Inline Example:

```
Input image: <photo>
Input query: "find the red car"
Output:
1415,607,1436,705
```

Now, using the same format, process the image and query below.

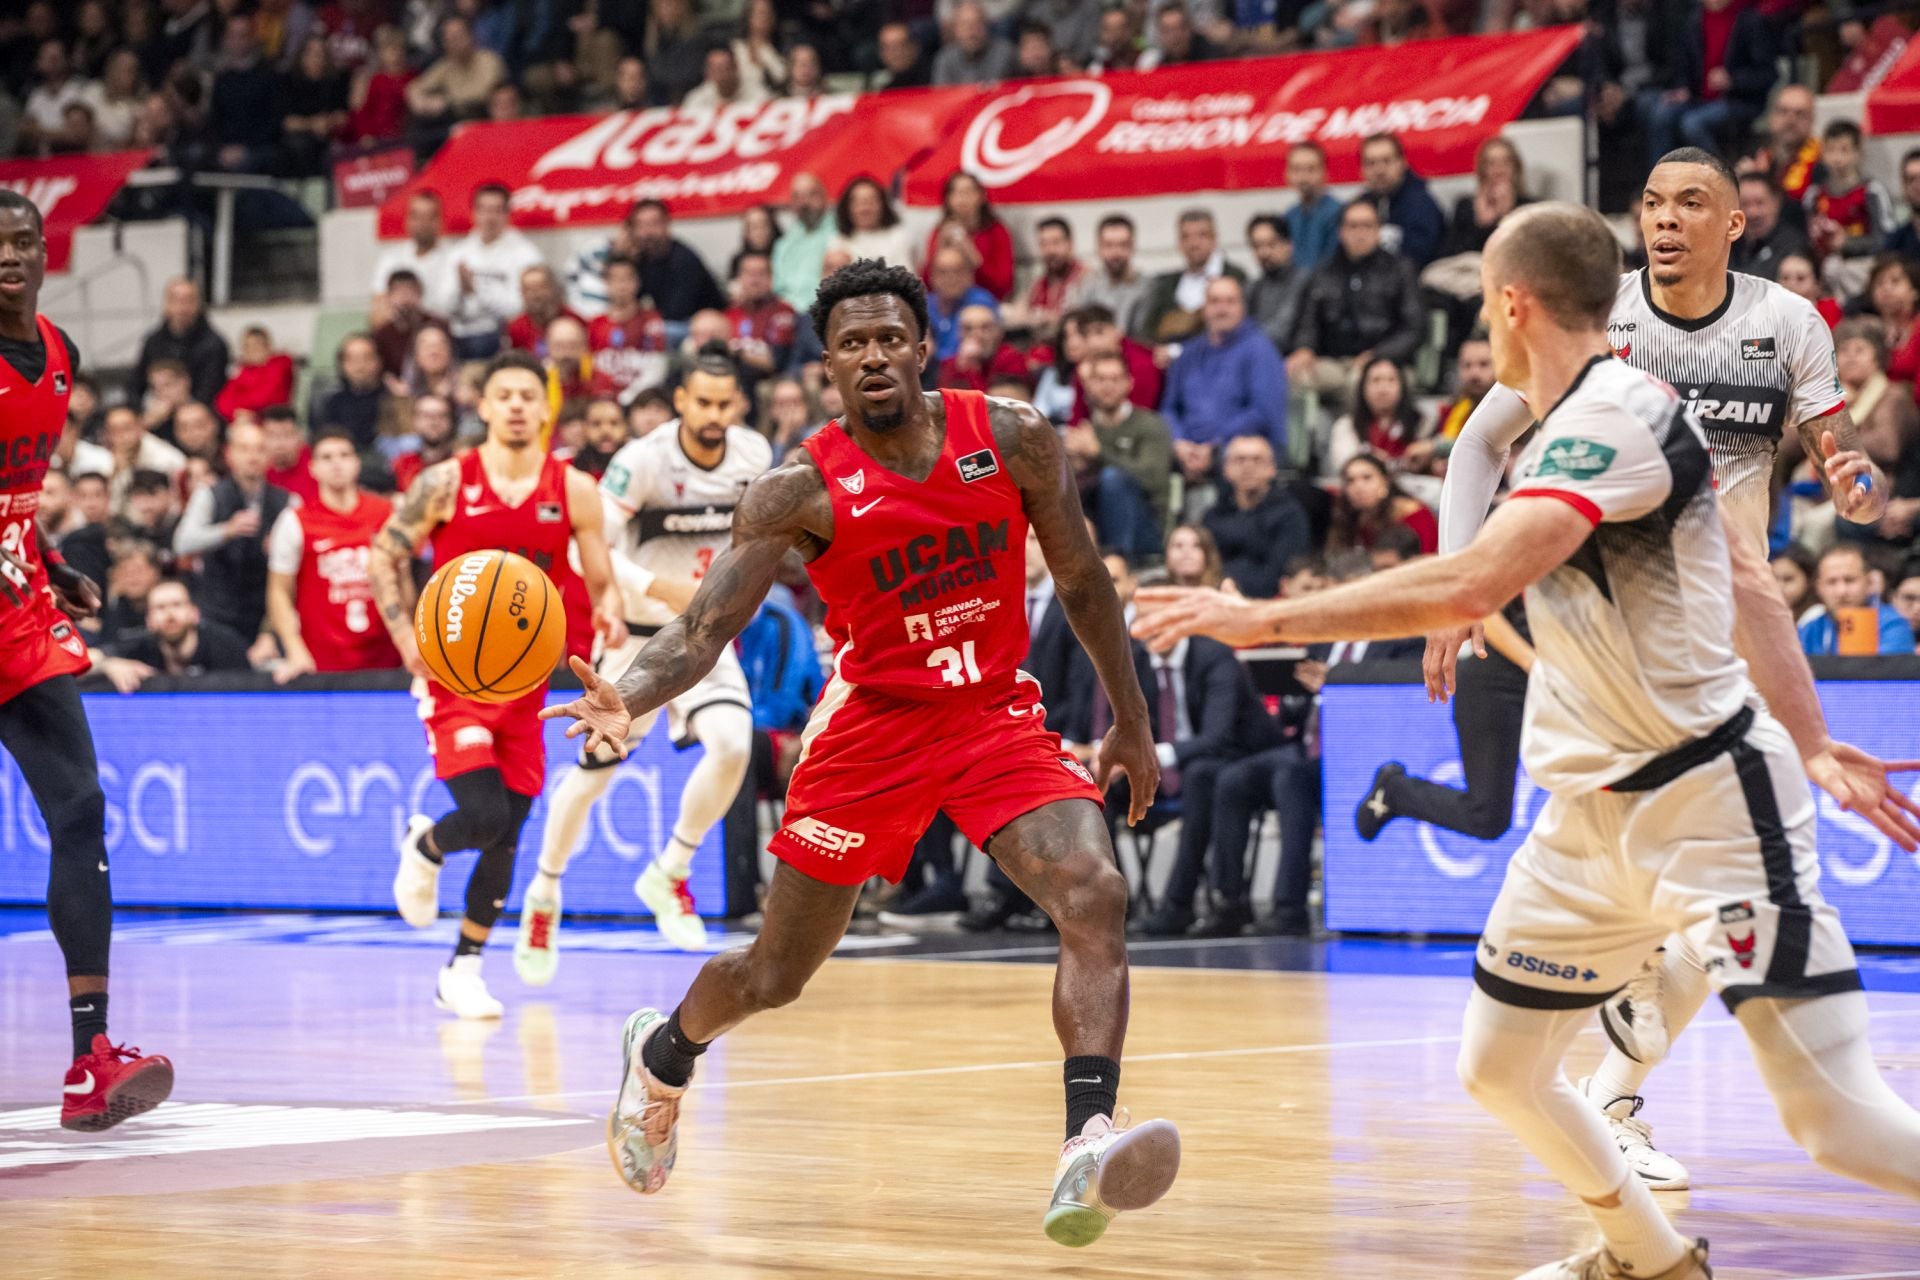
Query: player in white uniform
1134,203,1920,1280
1434,147,1889,1188
515,350,768,980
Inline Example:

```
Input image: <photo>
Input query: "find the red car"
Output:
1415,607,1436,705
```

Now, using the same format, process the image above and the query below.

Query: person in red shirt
1805,119,1894,260
265,427,400,679
723,250,797,381
261,404,323,507
346,24,413,143
543,316,617,434
1022,218,1086,344
939,304,1029,393
921,171,1015,301
1327,452,1436,555
587,256,670,400
505,265,582,358
1065,305,1163,421
214,325,295,423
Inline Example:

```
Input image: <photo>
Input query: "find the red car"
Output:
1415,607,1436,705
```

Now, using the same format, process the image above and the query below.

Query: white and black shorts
1476,705,1860,1015
580,625,753,766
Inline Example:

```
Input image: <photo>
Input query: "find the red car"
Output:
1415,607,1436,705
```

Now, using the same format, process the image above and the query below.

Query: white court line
477,1004,1920,1109
1793,1273,1920,1279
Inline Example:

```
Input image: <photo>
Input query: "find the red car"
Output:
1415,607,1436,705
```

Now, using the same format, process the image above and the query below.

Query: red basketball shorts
416,678,549,797
768,673,1103,885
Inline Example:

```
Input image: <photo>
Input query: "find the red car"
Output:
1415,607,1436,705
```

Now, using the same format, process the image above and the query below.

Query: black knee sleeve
462,790,534,929
45,777,111,977
433,768,517,854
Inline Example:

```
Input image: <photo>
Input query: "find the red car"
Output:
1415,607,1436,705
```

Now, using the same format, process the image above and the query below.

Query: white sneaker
435,954,504,1019
393,815,441,928
514,881,562,988
1579,1078,1690,1191
1043,1111,1181,1248
1515,1236,1711,1279
637,862,708,950
608,1008,687,1195
1601,951,1670,1067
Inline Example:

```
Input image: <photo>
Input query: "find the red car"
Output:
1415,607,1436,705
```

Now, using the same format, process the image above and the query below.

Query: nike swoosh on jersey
851,498,883,517
64,1071,95,1095
463,506,496,518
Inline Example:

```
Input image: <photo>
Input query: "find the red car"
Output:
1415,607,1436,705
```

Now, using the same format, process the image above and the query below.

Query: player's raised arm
996,398,1158,822
564,466,628,649
369,457,457,678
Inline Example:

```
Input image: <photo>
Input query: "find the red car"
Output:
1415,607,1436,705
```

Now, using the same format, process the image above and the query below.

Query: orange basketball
415,549,567,703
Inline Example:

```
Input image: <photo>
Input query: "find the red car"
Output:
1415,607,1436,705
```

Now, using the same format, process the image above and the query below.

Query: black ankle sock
1064,1056,1120,1140
641,1007,709,1088
70,991,108,1059
453,934,485,959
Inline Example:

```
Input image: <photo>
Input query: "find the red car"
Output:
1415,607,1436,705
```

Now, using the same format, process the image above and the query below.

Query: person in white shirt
369,190,460,322
446,182,546,360
83,49,144,150
679,44,769,112
21,41,97,153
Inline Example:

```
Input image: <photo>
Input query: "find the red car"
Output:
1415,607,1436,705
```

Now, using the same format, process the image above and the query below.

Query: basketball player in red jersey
370,350,626,1019
0,191,174,1129
265,428,400,680
546,260,1180,1245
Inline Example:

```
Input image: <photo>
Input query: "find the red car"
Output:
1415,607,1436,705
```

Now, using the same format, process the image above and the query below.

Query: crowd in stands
16,0,1920,934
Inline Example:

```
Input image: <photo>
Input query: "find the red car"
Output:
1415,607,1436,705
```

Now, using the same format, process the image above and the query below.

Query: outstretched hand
538,655,632,759
1422,623,1485,703
1132,586,1272,652
1804,741,1920,852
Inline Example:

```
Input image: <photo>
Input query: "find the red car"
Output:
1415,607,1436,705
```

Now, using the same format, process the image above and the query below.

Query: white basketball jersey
601,422,772,627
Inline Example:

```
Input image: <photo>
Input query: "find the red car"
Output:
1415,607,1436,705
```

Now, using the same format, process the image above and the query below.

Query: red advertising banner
379,86,980,237
901,28,1582,205
1866,30,1920,133
0,150,152,271
334,146,417,210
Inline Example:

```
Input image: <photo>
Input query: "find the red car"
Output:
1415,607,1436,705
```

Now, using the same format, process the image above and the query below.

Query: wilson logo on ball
416,549,566,704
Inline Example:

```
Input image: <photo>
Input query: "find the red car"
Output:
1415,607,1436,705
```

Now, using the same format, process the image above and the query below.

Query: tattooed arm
1798,404,1888,524
369,458,457,678
995,397,1159,824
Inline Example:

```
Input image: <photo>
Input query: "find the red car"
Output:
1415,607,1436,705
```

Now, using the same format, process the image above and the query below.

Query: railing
123,167,302,306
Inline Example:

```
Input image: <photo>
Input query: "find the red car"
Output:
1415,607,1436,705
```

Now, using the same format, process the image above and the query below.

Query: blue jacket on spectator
1373,174,1447,267
927,286,998,363
738,595,823,734
1160,319,1289,457
1285,194,1344,275
1798,605,1916,656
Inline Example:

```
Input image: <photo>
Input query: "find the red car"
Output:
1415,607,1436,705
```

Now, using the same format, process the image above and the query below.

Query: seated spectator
280,35,348,177
1361,132,1446,267
987,374,1034,403
773,174,833,310
168,401,222,467
1165,522,1224,588
447,183,545,360
1639,0,1776,169
1766,251,1843,328
683,43,769,111
1017,218,1085,344
1741,83,1822,208
587,256,670,401
372,269,449,378
1368,521,1424,571
871,22,931,91
1890,569,1920,649
1138,5,1221,71
370,191,458,323
87,48,145,150
58,379,112,478
345,24,414,145
506,265,582,358
1805,120,1894,262
173,417,288,648
732,0,788,98
1440,136,1531,262
214,325,296,423
1436,336,1497,442
207,16,285,174
1015,23,1059,78
1364,0,1443,45
626,386,675,438
21,40,98,156
543,316,617,415
726,251,799,383
1203,435,1312,598
91,538,163,651
939,305,1028,394
1085,6,1141,74
1325,358,1430,479
1732,174,1813,282
1064,305,1162,419
921,171,1014,302
730,204,783,281
1772,542,1821,624
40,469,81,540
585,55,651,113
1284,142,1343,276
103,405,187,511
265,429,400,679
389,393,459,493
1799,544,1915,655
1137,209,1245,345
404,14,505,151
1161,277,1289,487
829,176,917,273
130,277,230,407
1885,149,1920,260
1070,215,1148,338
932,2,1015,86
631,199,727,330
140,357,194,443
1865,255,1920,384
570,397,633,477
1327,453,1437,555
319,333,392,450
784,42,824,100
102,577,255,686
1829,320,1920,549
261,404,322,507
646,0,709,106
1244,214,1303,353
1287,201,1424,408
486,83,523,122
767,377,819,462
926,247,999,364
118,470,179,548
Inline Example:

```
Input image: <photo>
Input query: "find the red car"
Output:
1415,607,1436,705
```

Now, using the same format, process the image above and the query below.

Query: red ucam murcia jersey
800,389,1031,698
267,491,401,671
588,306,670,399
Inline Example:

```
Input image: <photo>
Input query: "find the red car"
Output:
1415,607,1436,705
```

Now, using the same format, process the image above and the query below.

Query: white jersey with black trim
1509,356,1753,795
601,422,772,628
1605,269,1845,545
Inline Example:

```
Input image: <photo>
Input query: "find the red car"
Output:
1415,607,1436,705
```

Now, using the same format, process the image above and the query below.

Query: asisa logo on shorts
785,816,866,857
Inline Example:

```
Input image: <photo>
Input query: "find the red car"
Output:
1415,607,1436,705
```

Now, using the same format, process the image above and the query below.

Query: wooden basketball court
3,918,1917,1278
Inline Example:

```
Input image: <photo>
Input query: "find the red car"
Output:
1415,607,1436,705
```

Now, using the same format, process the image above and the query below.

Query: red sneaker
60,1035,175,1132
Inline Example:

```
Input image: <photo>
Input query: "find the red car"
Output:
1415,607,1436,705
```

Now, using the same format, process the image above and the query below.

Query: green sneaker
513,885,561,988
1043,1110,1180,1247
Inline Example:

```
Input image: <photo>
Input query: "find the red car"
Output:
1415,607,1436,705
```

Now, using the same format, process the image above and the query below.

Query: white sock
536,762,618,879
657,705,753,882
528,866,562,902
1584,1175,1688,1275
657,835,697,881
1587,1058,1645,1110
